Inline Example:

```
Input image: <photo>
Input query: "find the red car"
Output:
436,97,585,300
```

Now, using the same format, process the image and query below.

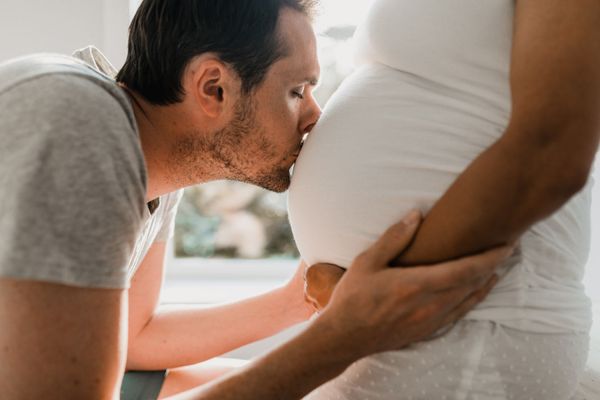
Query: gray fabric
71,47,184,283
121,370,167,400
0,54,147,289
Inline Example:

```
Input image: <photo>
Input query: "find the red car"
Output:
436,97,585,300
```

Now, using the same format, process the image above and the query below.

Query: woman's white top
288,0,593,334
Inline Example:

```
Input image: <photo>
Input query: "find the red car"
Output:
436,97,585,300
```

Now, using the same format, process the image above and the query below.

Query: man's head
118,0,322,193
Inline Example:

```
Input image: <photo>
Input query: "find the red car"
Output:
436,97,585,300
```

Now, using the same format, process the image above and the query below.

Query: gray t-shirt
0,47,182,289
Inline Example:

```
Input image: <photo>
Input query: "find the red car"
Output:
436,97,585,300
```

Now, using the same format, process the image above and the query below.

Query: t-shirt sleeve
0,74,147,289
154,190,184,243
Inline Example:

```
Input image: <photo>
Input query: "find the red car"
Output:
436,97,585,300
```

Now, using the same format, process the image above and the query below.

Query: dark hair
116,0,318,105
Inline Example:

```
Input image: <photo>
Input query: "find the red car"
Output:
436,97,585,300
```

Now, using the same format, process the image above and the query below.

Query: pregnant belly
288,65,506,267
288,144,453,268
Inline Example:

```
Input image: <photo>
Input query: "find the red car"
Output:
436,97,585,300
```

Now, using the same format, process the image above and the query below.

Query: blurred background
1,0,598,361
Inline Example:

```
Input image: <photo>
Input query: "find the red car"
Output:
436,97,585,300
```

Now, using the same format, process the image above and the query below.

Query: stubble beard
170,98,291,192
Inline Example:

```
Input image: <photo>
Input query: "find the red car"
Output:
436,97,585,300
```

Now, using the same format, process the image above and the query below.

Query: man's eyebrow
305,77,319,86
291,74,319,87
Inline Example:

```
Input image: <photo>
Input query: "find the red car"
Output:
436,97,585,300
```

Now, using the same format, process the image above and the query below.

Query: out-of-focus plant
175,183,300,259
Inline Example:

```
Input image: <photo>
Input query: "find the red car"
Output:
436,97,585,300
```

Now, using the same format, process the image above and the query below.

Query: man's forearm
167,318,354,400
127,286,309,370
398,134,586,265
166,219,511,400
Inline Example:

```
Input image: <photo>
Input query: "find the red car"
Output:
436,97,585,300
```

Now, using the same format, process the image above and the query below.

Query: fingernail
403,209,421,226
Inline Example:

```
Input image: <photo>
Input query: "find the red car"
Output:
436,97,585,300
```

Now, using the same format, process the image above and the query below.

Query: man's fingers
361,210,422,268
391,274,498,350
411,245,512,292
438,274,499,328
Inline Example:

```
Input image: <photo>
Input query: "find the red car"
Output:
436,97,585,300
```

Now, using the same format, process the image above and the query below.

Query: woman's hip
305,320,589,400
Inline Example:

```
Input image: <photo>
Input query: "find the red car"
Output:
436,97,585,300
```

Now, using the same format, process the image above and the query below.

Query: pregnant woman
288,0,600,398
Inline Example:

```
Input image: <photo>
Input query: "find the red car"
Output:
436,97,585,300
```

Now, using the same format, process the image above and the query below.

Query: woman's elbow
503,121,597,199
540,158,592,201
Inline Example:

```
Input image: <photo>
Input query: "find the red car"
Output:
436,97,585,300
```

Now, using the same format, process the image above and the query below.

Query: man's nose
300,100,322,134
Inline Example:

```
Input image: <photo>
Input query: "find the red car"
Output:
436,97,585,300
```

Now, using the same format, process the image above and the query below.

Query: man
0,1,512,399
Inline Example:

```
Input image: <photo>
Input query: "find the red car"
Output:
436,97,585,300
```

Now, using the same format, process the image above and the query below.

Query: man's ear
190,59,236,118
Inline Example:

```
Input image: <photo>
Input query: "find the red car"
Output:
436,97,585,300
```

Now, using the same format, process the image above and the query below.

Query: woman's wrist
278,280,315,324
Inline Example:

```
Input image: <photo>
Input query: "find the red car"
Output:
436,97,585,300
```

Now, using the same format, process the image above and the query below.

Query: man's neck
122,87,183,201
122,86,228,202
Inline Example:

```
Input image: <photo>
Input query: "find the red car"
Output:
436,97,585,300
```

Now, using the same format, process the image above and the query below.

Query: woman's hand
282,260,319,321
304,264,345,311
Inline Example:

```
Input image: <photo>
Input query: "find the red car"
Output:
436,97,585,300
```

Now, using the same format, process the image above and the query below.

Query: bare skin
305,263,345,311
126,246,312,371
305,0,600,311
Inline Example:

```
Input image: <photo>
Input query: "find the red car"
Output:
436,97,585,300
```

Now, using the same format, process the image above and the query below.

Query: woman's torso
288,0,592,334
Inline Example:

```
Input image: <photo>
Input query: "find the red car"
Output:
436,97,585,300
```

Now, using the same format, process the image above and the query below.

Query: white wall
0,0,130,68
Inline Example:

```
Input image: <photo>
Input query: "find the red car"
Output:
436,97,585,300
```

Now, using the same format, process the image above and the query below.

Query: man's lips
295,138,306,155
289,136,307,162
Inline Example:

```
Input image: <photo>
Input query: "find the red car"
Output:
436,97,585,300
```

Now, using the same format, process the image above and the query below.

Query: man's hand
314,209,512,358
172,211,512,400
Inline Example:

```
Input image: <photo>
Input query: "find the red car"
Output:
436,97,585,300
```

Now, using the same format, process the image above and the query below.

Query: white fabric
125,189,183,282
73,46,183,283
304,320,589,400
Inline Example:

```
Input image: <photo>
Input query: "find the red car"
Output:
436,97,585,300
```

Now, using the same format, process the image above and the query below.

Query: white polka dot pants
305,321,589,400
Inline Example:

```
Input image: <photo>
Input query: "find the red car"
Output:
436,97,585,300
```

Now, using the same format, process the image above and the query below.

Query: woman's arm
397,0,600,265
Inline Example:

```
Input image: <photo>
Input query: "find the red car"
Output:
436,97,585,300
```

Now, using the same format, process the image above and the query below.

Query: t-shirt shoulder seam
0,70,136,130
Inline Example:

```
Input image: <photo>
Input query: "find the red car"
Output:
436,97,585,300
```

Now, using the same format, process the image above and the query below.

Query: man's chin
252,169,291,193
262,177,291,193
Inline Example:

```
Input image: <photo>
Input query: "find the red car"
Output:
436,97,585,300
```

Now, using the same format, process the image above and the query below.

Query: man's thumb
365,210,422,268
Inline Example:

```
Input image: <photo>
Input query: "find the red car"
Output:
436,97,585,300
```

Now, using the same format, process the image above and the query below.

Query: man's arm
0,279,127,399
167,215,512,400
127,243,312,370
398,0,600,265
0,214,510,399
